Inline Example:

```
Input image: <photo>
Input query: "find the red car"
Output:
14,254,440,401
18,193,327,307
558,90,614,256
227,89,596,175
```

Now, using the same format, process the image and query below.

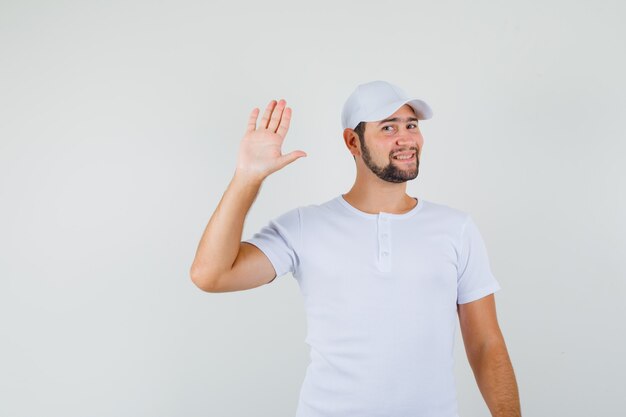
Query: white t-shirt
244,195,501,417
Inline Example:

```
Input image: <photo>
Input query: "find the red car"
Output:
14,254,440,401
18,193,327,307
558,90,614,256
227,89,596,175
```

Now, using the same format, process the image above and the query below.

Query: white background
1,0,625,416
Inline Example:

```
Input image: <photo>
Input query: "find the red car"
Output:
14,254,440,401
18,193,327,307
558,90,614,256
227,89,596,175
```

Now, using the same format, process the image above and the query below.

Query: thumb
277,150,307,170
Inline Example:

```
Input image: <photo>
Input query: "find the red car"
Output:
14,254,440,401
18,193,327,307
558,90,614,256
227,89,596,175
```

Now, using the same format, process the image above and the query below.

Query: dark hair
353,122,366,143
352,122,366,161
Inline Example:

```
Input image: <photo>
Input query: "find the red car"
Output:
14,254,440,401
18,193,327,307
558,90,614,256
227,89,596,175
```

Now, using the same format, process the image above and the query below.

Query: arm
458,294,521,417
189,99,306,291
189,173,263,291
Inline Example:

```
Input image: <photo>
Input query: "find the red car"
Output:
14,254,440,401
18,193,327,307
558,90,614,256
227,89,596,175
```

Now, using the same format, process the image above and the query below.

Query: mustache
390,147,419,156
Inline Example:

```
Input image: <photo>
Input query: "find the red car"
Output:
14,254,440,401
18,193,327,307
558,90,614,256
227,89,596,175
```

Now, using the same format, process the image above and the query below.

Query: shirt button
381,233,388,238
382,251,389,256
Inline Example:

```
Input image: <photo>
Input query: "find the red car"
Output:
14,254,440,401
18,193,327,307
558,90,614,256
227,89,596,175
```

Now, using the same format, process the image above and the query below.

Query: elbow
189,266,217,292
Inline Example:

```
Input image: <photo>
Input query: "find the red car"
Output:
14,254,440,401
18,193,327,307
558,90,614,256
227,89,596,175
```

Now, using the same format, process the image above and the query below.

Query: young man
190,80,521,417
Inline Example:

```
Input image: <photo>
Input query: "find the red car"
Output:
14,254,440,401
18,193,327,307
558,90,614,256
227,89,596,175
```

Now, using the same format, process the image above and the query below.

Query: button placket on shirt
377,214,392,272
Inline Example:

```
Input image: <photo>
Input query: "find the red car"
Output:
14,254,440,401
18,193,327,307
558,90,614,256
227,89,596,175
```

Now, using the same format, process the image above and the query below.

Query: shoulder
298,195,343,218
269,206,301,230
269,196,339,226
420,199,471,230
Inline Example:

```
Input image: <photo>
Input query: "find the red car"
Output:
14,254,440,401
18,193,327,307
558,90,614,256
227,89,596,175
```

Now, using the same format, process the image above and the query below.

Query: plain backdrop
1,0,625,416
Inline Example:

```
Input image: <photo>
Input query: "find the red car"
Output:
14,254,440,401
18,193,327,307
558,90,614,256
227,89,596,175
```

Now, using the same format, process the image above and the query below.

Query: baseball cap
341,80,433,130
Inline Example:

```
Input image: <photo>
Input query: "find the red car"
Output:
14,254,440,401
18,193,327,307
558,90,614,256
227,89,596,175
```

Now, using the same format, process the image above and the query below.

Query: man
190,80,521,417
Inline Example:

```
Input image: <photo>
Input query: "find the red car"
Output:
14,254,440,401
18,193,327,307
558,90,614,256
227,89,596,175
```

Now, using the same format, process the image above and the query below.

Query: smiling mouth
392,153,416,162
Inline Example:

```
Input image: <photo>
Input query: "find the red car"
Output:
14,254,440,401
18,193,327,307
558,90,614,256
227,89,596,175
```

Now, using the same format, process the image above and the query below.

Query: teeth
394,154,414,160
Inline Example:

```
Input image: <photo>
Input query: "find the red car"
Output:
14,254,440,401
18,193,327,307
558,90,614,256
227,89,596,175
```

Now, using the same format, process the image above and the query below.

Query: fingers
276,107,291,138
246,107,260,132
255,99,289,133
267,99,286,132
259,100,277,130
277,150,307,170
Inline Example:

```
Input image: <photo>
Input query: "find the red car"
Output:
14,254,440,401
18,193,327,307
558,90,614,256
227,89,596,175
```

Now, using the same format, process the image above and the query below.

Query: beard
360,140,419,183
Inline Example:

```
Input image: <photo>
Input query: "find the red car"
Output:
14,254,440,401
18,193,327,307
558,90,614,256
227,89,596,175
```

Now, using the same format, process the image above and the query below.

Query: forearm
189,171,263,288
469,342,521,417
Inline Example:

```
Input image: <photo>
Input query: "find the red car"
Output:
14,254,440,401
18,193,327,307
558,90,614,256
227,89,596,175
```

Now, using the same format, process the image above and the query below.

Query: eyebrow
377,117,419,125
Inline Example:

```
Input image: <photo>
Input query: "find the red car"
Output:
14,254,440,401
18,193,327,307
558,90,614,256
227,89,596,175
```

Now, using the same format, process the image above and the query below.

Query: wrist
232,169,265,187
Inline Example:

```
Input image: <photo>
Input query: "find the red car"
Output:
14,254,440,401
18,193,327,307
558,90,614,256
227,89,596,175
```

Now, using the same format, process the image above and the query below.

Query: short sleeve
243,207,301,282
456,215,501,304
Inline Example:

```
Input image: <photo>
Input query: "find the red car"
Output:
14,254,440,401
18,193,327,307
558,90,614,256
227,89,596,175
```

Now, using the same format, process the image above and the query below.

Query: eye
407,123,418,129
382,125,394,132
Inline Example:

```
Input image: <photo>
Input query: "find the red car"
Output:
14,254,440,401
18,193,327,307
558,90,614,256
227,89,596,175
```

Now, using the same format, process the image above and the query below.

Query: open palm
236,99,306,181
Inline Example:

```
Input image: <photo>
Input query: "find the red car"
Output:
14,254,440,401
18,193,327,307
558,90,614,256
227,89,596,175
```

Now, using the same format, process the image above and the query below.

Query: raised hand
235,99,307,182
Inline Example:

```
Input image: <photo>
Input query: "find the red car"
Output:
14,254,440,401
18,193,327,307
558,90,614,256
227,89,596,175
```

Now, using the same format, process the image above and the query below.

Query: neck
343,173,417,215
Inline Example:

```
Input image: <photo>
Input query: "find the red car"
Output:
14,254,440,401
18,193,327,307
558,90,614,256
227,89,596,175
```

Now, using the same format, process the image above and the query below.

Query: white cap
341,80,433,130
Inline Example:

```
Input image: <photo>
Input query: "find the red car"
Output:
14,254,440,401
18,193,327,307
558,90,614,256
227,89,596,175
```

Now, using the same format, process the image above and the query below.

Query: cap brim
362,98,433,124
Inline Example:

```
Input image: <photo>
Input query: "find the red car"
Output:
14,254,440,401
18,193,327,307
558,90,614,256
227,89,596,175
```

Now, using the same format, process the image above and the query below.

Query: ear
343,128,360,157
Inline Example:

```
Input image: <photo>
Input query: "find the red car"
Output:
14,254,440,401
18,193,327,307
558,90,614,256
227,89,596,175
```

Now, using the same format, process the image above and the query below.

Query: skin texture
235,99,306,182
458,294,522,417
358,116,420,183
342,104,424,214
190,99,305,291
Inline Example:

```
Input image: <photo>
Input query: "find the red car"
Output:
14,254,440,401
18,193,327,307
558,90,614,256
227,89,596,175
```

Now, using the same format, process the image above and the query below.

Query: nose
396,133,416,148
396,126,421,147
